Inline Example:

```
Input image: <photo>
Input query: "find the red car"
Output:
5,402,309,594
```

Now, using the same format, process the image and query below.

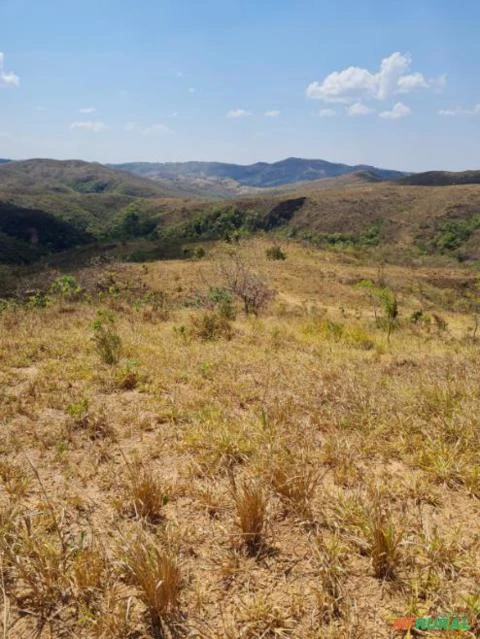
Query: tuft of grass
268,452,321,521
313,532,350,621
231,477,267,555
361,496,404,580
120,534,182,636
116,457,169,524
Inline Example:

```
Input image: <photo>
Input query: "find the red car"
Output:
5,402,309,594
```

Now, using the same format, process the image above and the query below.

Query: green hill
0,201,93,264
0,159,184,237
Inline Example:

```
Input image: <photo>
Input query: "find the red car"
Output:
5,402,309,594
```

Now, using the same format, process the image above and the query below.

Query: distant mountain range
2,157,480,265
110,157,408,188
398,170,480,186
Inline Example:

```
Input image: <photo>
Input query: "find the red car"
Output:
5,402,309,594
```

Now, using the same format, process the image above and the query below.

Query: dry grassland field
1,239,480,638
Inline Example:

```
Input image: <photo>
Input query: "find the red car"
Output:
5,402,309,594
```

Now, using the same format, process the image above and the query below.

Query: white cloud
227,109,252,118
438,104,480,117
0,52,19,88
315,108,336,117
79,107,96,114
265,110,280,117
306,52,441,103
346,102,374,116
70,120,106,132
397,72,428,92
379,102,411,120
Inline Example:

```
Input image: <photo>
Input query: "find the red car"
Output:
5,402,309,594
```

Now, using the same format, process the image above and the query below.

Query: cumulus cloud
70,121,106,132
379,102,411,120
315,108,336,117
438,104,480,116
265,110,280,117
79,107,96,114
397,72,428,92
227,109,252,118
0,52,19,88
306,52,442,103
346,102,374,116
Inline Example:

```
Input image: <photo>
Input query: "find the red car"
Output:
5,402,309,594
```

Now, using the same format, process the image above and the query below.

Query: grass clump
231,477,267,555
117,458,169,524
120,534,182,636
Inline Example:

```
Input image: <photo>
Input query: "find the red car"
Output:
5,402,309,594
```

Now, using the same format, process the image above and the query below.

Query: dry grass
231,477,268,555
0,238,479,637
119,533,182,637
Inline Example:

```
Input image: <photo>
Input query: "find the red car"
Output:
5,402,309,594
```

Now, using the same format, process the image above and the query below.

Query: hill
110,157,408,188
0,201,93,264
0,159,186,239
398,170,480,186
140,181,480,262
0,159,172,197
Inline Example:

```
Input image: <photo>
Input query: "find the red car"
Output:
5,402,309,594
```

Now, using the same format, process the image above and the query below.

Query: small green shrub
50,275,83,302
208,287,236,320
190,311,233,341
266,245,287,261
92,310,122,365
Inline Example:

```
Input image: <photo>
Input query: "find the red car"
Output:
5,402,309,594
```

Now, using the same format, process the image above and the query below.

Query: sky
1,0,480,171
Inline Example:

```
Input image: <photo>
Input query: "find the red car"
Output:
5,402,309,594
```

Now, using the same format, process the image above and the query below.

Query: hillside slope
0,159,171,197
0,159,186,237
0,201,93,264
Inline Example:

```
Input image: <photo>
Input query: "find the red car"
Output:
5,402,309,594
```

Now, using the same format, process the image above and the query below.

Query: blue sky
1,0,479,170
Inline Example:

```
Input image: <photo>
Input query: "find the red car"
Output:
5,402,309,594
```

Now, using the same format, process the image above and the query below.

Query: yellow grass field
1,239,479,638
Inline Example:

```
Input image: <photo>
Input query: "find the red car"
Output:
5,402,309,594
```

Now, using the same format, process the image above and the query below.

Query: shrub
219,254,276,315
266,245,287,261
50,275,83,302
207,286,237,320
92,310,122,365
190,311,233,341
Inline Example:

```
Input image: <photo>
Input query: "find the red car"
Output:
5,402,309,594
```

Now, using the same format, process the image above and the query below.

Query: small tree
356,280,398,341
219,254,276,315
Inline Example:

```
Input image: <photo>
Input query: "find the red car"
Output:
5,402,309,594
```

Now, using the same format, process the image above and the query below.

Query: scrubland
1,239,480,638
